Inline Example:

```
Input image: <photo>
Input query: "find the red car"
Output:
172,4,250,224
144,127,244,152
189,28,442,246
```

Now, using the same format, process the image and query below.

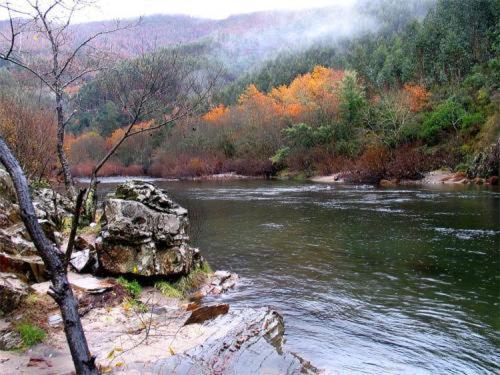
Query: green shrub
16,323,45,347
116,277,142,298
461,112,485,131
419,100,465,143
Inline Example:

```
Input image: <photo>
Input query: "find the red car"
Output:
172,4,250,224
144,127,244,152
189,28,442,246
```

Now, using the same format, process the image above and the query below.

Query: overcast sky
1,0,356,22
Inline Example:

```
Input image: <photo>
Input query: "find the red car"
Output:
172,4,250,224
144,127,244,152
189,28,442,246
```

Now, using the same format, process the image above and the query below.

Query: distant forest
1,0,498,182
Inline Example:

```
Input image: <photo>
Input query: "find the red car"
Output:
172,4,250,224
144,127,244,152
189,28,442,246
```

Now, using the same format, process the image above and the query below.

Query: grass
155,261,213,299
154,281,183,298
121,297,148,313
116,277,142,298
16,323,46,347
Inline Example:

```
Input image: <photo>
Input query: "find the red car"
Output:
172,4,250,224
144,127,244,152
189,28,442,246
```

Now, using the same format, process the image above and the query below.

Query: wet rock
184,303,230,325
96,181,203,277
0,329,23,350
0,272,29,314
142,307,320,374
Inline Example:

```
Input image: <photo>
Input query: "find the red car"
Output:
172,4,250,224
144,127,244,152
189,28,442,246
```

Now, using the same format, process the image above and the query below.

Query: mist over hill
0,0,435,76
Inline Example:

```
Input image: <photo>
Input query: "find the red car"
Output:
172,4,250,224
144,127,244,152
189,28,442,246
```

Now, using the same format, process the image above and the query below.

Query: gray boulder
96,181,203,277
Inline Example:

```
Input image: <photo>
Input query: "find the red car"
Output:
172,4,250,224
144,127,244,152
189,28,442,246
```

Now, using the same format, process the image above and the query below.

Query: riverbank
0,272,318,374
310,170,499,186
0,174,319,374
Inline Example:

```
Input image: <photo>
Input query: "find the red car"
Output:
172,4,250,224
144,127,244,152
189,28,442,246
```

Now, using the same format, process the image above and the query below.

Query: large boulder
96,181,203,277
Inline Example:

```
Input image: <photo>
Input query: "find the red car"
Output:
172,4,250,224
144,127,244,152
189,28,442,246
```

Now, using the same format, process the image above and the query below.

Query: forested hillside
1,0,498,183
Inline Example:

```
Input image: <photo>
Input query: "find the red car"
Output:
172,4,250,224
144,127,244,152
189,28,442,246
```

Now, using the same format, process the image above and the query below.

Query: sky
1,0,356,22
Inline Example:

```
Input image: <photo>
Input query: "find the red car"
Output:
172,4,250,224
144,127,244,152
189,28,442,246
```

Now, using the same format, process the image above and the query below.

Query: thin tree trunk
0,136,98,375
55,91,76,200
82,174,98,226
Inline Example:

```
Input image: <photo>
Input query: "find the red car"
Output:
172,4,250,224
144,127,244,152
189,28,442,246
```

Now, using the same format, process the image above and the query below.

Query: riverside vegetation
1,0,493,183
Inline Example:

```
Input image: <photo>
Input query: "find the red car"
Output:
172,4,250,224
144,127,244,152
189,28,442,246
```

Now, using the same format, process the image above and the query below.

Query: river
98,179,499,374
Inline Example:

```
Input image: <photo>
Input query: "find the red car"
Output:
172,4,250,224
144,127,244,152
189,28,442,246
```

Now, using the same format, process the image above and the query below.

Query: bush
385,145,429,180
352,146,391,183
116,277,142,298
16,323,46,347
419,100,465,143
461,112,485,132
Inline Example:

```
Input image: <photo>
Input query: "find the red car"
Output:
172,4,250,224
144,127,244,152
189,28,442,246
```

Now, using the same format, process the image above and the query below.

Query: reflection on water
99,179,500,374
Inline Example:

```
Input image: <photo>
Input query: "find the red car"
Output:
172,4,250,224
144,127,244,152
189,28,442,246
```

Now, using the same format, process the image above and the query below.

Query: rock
197,270,239,297
48,314,63,327
70,249,96,273
96,181,203,277
0,172,73,281
32,188,74,226
0,253,46,282
115,180,187,216
31,272,114,296
0,168,16,203
184,304,230,325
0,329,23,350
487,175,499,185
379,179,398,187
141,307,320,374
468,137,499,178
0,272,29,314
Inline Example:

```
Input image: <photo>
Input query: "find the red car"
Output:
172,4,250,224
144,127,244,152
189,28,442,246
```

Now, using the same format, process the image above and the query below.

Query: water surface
101,179,499,373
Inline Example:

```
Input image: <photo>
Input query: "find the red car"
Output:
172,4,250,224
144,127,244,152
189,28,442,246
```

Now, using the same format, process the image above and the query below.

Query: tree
0,0,129,198
0,135,97,374
81,48,218,222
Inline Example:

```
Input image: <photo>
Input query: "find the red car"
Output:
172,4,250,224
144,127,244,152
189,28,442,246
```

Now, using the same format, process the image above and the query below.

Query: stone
0,272,29,314
48,314,63,327
31,272,114,296
0,253,46,282
197,270,239,297
184,303,230,325
140,308,320,374
70,249,96,273
96,181,203,277
0,168,16,203
0,329,23,350
0,172,73,281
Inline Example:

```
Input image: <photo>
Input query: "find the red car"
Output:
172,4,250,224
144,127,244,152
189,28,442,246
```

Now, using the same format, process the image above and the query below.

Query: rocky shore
0,176,319,374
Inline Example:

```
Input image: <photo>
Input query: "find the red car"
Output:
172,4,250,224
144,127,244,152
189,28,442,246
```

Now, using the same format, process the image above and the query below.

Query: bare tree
0,0,129,199
0,134,97,374
82,47,219,222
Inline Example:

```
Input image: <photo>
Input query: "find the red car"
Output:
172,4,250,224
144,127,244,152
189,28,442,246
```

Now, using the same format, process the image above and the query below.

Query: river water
100,179,499,374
